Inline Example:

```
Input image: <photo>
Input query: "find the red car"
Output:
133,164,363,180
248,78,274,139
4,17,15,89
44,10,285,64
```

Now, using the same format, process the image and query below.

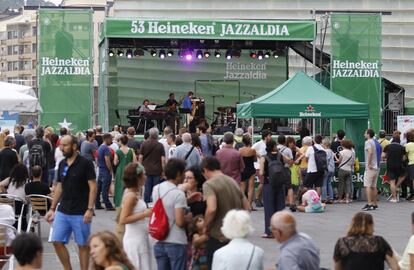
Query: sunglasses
61,164,69,177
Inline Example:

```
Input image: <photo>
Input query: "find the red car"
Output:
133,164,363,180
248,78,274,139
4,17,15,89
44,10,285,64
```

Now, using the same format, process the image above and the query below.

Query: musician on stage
182,91,194,110
164,93,180,132
182,91,194,126
139,99,151,113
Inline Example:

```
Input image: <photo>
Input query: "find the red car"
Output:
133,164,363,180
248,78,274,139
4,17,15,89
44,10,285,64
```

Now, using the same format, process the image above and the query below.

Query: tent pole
312,118,316,136
251,118,254,138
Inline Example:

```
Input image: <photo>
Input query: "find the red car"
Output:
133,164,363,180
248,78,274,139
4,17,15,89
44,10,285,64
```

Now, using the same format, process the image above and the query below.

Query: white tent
0,81,36,97
0,82,41,112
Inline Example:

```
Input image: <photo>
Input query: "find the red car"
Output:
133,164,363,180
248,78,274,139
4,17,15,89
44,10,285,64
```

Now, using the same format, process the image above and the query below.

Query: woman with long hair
89,231,135,270
113,135,136,240
119,162,152,270
259,139,288,238
0,163,29,230
239,134,257,210
333,212,399,270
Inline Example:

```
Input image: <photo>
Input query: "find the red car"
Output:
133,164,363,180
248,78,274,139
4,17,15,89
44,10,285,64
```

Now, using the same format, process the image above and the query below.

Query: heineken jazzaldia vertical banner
331,13,382,132
39,9,93,131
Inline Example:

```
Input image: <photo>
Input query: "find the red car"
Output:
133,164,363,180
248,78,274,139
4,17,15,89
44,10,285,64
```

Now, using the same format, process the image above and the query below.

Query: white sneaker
389,198,398,203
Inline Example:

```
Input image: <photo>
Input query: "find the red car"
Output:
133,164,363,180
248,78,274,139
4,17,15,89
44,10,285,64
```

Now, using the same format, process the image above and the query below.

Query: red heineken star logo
306,105,314,112
380,172,389,185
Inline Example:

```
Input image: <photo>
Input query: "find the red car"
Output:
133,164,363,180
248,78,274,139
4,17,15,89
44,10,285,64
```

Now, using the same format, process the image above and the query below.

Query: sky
47,0,62,5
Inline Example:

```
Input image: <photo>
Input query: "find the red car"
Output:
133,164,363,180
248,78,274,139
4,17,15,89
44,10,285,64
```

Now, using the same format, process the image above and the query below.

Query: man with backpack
304,135,326,195
151,158,192,270
28,126,52,185
362,129,381,211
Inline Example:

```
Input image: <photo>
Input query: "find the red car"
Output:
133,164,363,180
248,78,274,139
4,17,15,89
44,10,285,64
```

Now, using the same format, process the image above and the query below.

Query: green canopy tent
237,71,369,119
236,71,369,157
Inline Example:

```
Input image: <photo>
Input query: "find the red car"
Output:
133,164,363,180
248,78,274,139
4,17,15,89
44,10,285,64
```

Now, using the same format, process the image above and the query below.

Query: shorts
387,167,405,181
305,203,325,213
51,211,91,246
304,171,324,188
364,169,379,188
408,165,414,181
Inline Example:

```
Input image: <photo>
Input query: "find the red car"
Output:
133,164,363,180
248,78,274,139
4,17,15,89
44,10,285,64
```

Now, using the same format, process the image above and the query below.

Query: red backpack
148,187,176,241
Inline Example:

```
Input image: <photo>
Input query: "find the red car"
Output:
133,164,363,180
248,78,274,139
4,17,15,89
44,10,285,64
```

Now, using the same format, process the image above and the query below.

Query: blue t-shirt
182,96,192,110
97,144,111,174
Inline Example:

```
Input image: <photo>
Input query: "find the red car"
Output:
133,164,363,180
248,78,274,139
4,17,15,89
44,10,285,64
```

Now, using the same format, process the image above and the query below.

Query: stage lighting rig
126,49,133,59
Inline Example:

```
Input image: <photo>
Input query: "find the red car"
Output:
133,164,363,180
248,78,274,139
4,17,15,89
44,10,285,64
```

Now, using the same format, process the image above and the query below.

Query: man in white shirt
252,130,272,207
304,135,325,195
159,126,172,159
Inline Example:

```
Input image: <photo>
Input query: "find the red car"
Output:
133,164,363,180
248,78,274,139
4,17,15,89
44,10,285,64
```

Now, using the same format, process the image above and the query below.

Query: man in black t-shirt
25,166,51,215
25,166,51,196
45,135,96,270
383,136,406,202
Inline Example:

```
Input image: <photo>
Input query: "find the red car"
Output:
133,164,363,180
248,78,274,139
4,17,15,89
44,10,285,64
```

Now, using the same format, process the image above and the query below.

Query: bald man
172,132,201,169
269,211,320,270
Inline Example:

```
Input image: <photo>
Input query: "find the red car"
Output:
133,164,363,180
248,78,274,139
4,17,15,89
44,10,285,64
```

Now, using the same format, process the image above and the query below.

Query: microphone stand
211,95,224,123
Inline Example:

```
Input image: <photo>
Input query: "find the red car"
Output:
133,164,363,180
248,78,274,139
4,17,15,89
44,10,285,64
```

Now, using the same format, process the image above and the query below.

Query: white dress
123,197,153,270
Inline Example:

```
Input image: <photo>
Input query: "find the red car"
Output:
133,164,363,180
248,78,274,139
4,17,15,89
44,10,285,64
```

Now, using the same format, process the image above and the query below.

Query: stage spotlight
167,50,174,57
117,49,124,57
126,49,133,59
264,51,271,59
108,49,114,57
233,49,241,58
204,51,211,58
184,50,193,61
150,49,157,57
133,49,144,57
257,50,264,60
273,51,279,59
214,50,221,58
250,51,257,59
159,50,166,59
196,50,203,59
225,49,232,60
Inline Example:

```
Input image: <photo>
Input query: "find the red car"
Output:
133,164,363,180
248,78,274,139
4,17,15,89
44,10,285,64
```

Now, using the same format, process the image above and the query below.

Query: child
189,215,208,270
297,189,326,213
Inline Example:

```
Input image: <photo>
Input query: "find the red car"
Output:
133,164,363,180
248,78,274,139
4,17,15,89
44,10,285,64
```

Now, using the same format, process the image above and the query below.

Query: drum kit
212,106,237,133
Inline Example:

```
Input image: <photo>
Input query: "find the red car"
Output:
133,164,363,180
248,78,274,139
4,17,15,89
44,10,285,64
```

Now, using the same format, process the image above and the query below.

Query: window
32,26,37,36
7,46,12,55
7,30,17,39
32,43,37,53
32,60,36,69
7,62,12,71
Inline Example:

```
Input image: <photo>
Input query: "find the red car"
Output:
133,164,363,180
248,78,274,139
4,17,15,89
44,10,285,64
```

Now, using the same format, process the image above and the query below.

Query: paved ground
8,198,413,270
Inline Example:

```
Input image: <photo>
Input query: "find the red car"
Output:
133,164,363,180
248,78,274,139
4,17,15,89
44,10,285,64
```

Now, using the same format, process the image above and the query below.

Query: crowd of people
0,123,413,270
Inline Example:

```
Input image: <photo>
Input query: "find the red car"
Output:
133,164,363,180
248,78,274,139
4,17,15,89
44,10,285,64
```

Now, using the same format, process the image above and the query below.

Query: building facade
0,10,37,88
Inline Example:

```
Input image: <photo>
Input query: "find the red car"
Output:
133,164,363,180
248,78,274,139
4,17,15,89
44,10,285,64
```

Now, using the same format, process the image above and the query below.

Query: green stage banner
104,19,316,40
39,9,93,132
331,13,382,132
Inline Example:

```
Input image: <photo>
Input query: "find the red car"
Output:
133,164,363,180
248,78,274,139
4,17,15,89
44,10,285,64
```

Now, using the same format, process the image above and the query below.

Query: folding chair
0,194,25,233
26,194,52,238
0,222,17,270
